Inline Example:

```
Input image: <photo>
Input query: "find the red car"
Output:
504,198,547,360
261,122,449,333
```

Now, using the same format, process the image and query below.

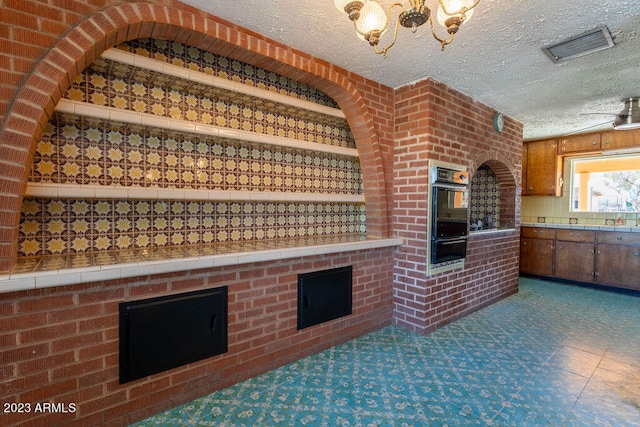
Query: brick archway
0,2,390,271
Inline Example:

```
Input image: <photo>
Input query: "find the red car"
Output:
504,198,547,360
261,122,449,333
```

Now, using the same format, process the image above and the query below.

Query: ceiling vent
543,26,615,63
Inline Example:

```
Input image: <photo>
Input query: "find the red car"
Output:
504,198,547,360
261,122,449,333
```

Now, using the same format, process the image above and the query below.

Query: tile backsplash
521,196,638,226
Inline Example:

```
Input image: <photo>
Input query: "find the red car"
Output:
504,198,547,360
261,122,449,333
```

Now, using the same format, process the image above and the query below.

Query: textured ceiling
180,0,640,140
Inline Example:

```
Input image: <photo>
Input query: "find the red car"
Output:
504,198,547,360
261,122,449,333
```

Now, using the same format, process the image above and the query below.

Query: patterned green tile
132,278,640,426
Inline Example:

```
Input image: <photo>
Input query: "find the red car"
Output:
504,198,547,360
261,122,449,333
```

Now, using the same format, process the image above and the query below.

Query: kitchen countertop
521,223,640,233
0,235,404,294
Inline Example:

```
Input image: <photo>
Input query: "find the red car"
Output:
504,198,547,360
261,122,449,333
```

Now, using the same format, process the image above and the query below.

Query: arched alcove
469,159,517,232
0,2,393,271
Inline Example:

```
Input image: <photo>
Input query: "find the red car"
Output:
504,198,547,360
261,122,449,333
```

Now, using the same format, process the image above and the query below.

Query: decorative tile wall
18,199,366,256
19,39,366,258
470,165,501,230
123,39,340,109
31,113,362,193
66,55,354,149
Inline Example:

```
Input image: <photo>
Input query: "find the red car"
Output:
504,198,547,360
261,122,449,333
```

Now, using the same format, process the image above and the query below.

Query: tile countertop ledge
0,236,404,294
521,222,640,232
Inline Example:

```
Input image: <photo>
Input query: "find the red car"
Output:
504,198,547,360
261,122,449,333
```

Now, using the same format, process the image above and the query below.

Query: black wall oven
431,168,469,265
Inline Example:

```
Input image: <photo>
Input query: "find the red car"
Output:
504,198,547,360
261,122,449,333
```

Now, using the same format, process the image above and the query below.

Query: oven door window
434,187,469,238
435,187,468,212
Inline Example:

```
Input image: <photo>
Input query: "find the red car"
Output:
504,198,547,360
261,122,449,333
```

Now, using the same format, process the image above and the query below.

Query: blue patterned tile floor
132,278,640,426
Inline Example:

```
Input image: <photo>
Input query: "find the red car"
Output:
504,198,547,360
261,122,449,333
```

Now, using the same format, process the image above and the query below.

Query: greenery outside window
570,154,640,213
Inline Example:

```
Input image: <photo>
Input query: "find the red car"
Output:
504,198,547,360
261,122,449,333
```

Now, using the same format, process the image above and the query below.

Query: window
570,154,640,212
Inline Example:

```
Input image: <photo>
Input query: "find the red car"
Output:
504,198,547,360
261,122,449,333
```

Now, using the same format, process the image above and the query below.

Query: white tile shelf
55,99,358,158
0,235,403,294
102,48,345,120
25,182,366,203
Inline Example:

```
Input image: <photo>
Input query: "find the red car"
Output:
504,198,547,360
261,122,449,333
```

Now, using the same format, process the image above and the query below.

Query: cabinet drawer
597,231,640,246
559,134,601,154
556,229,595,243
522,227,556,239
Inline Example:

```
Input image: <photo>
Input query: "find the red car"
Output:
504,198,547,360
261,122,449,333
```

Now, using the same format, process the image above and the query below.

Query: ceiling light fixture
333,0,481,57
613,97,640,130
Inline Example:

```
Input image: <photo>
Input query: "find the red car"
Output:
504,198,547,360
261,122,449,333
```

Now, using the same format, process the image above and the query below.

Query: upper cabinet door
601,130,640,150
523,139,562,196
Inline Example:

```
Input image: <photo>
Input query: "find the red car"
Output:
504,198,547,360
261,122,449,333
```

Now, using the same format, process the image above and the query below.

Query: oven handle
437,239,467,245
432,183,468,190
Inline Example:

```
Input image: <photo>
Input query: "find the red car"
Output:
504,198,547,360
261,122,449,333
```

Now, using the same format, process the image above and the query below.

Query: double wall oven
431,167,469,265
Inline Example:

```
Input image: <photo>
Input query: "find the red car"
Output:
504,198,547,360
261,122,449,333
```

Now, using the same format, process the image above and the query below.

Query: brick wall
0,248,395,426
392,79,522,333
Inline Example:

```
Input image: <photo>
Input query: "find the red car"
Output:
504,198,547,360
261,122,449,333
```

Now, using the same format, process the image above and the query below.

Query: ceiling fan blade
561,120,613,136
579,112,617,116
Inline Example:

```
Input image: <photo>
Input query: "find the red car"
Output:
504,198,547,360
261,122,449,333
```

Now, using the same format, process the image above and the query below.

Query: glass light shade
437,0,475,27
355,1,387,35
334,0,355,12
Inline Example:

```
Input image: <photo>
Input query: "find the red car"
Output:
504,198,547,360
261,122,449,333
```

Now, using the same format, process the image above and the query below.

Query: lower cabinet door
555,242,595,282
520,238,554,276
595,244,640,290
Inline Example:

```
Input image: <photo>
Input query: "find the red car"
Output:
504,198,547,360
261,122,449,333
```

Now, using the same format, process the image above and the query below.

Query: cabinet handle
522,242,527,246
604,140,610,145
558,246,563,250
591,141,598,145
528,187,534,191
617,236,623,240
635,253,639,257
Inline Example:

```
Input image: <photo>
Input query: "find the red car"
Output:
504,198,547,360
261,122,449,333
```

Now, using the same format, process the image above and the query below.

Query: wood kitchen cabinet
520,227,555,276
520,226,640,291
595,231,640,290
556,128,640,153
522,139,562,196
554,230,596,282
559,133,601,154
601,129,640,151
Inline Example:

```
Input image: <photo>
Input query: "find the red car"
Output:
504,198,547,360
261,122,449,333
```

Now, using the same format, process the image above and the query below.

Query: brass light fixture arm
429,14,454,51
343,0,481,55
372,5,404,57
352,2,405,57
431,0,481,50
375,0,430,56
